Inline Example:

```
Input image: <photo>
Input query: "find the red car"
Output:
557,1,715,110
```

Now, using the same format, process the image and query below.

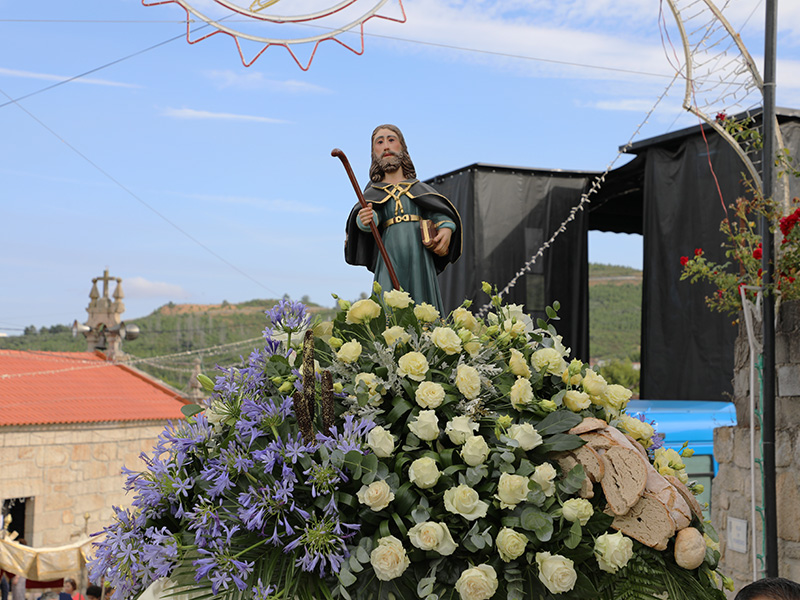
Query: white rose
355,372,383,405
367,425,395,458
502,318,527,338
370,535,410,581
429,327,463,355
346,299,381,324
337,340,362,363
531,347,567,375
463,339,481,356
414,302,440,322
563,390,591,412
455,364,481,400
509,349,531,378
496,527,528,562
461,435,490,466
384,289,413,309
536,552,577,594
382,325,411,347
356,480,394,511
562,358,583,386
510,377,534,410
594,531,634,573
496,472,530,509
531,462,557,497
408,457,441,489
505,304,532,324
408,410,440,441
582,369,608,397
444,485,489,521
562,498,593,525
415,381,446,409
600,384,632,413
618,414,655,444
408,521,457,556
397,351,429,381
508,423,543,451
455,564,498,600
452,306,480,334
446,416,478,445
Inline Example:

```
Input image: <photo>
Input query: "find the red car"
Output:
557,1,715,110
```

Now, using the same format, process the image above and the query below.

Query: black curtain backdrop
430,165,591,362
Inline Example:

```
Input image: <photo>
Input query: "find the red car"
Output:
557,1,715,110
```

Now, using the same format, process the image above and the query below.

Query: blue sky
2,0,800,334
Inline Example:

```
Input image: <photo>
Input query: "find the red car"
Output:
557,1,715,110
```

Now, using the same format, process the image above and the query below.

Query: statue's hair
369,124,416,183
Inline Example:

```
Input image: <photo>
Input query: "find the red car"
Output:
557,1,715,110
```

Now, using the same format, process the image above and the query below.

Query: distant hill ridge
2,263,642,387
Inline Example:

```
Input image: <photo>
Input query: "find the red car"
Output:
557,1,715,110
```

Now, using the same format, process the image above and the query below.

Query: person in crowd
1,572,10,600
84,586,101,600
735,577,800,600
61,579,84,600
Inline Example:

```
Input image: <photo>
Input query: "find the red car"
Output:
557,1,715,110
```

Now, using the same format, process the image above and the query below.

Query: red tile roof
0,350,188,426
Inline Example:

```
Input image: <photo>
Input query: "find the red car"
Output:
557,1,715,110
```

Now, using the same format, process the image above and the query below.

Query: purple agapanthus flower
283,516,358,577
264,298,311,335
316,415,375,454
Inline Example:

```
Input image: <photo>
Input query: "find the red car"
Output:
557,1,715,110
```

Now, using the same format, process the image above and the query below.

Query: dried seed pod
321,370,335,434
302,329,315,422
293,390,314,444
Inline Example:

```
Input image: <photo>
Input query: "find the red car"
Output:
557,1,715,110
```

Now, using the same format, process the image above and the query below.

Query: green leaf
338,567,356,587
564,521,582,549
360,453,379,484
387,398,414,423
181,403,204,418
536,410,582,435
558,464,586,495
541,433,585,452
520,507,554,541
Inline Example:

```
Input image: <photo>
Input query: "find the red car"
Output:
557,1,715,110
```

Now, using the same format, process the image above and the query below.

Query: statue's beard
378,151,403,173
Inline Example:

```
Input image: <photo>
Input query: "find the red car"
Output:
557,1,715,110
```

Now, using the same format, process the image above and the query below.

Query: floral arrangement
680,116,800,315
90,290,730,600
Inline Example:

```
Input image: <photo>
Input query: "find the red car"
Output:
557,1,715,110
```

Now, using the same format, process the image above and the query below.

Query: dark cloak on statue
344,179,463,275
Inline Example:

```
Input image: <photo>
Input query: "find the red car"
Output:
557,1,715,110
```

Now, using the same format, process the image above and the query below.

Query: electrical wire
0,86,280,298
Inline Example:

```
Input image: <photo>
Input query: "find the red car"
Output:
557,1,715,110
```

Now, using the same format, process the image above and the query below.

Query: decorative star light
143,0,407,69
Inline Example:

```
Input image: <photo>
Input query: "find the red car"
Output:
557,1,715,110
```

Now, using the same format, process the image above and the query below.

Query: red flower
680,256,689,266
716,112,727,122
717,289,724,298
694,248,703,256
753,247,762,260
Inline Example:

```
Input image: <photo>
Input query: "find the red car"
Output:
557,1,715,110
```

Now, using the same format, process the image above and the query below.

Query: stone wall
712,300,800,592
1,420,168,548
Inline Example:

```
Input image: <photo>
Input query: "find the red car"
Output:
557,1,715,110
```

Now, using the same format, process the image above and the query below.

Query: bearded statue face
369,124,417,182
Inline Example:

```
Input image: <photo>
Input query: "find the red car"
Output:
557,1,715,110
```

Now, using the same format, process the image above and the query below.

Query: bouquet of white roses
90,288,730,600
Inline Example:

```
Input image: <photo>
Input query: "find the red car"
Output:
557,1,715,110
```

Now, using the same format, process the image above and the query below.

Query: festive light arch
142,0,407,69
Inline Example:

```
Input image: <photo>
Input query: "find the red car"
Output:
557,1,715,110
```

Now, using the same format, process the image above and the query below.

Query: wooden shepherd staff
331,148,401,290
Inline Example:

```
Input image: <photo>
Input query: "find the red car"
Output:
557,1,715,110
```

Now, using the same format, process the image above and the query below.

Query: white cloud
124,277,190,299
161,107,290,124
204,70,332,94
0,67,139,88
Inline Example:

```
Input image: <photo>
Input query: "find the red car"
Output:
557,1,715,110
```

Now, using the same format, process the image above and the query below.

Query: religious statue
344,124,462,314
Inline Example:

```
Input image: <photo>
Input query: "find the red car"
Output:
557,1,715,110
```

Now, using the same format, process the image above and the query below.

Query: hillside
588,263,642,360
2,264,642,392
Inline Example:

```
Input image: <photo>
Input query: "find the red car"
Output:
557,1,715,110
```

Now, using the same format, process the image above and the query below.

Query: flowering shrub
90,293,729,600
679,148,800,314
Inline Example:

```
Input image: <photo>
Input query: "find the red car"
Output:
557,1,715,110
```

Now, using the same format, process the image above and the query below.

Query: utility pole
761,0,778,578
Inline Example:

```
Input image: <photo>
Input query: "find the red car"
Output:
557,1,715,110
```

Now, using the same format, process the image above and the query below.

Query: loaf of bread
610,492,676,551
674,526,706,569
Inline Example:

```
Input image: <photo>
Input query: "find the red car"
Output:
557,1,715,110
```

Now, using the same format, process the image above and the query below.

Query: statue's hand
358,204,374,227
432,227,452,256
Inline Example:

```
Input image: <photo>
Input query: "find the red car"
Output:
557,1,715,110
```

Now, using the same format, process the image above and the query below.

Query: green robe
344,179,462,315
